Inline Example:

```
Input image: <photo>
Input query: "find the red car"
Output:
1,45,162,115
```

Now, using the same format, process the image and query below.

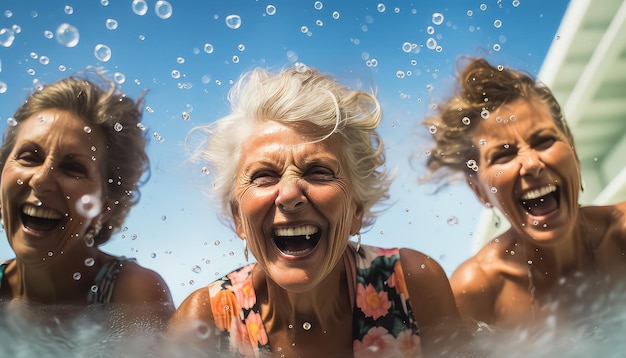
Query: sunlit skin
0,109,173,317
170,121,466,357
451,98,626,327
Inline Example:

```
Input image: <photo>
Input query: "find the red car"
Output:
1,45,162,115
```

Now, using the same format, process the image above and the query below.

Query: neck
8,248,104,304
256,257,351,333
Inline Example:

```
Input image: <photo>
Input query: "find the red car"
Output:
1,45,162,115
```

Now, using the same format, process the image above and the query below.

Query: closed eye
490,148,517,165
533,137,556,151
16,149,42,166
251,170,280,186
60,160,88,178
306,166,335,182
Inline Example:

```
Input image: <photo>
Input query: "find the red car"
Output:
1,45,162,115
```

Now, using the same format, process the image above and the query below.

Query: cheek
237,187,276,220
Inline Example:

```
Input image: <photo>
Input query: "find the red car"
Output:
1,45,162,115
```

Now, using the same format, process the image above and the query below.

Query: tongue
275,236,316,255
23,216,61,232
521,194,558,216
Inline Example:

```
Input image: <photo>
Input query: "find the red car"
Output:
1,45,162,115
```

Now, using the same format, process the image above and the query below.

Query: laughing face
0,109,108,265
232,121,363,293
468,98,581,244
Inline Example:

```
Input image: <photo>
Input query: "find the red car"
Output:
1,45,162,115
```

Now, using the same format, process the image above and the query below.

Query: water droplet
490,187,497,193
191,265,202,274
73,272,81,280
426,37,437,50
429,125,437,134
113,72,125,84
181,112,190,121
4,10,12,18
64,5,74,15
203,43,214,54
225,14,241,29
55,23,79,47
171,69,181,79
480,109,490,119
155,0,173,19
84,257,95,267
112,122,123,132
44,30,54,39
91,285,98,293
396,70,405,79
106,18,118,30
480,3,487,11
48,251,53,257
377,3,386,12
76,194,102,220
0,82,7,94
214,240,221,246
493,43,501,52
332,11,340,19
58,65,67,72
432,12,444,25
462,117,471,125
94,44,112,62
132,0,148,16
494,19,502,28
101,0,109,6
302,322,311,330
39,56,50,65
447,216,459,226
232,55,240,63
266,5,277,15
16,179,23,185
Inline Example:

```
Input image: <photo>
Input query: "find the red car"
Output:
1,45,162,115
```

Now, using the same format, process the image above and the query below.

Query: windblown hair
189,66,392,229
423,57,573,179
0,71,149,245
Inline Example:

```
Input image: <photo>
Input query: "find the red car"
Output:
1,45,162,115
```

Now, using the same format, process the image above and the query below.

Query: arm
399,248,470,356
449,257,498,326
111,262,175,331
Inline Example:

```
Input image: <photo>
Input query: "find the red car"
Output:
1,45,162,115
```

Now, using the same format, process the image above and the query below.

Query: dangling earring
491,208,501,229
243,239,249,262
355,233,361,253
83,222,102,247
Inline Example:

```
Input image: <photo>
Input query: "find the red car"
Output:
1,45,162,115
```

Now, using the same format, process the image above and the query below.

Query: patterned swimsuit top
207,243,422,357
0,256,135,304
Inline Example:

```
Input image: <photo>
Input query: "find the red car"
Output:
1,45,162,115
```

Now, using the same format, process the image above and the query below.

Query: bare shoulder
112,260,174,306
169,287,213,326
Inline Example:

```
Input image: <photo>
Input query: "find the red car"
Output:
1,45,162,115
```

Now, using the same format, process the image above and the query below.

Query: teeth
274,225,318,237
521,184,556,200
22,204,62,220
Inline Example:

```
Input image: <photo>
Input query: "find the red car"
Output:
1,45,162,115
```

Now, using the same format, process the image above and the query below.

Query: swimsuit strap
87,256,136,304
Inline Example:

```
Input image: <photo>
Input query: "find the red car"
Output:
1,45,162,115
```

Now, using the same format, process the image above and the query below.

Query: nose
275,177,306,212
29,164,56,193
518,150,544,177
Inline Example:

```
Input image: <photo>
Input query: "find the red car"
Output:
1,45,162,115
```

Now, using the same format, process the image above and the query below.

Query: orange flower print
356,283,391,320
245,311,269,346
353,326,394,358
392,261,409,298
211,290,240,331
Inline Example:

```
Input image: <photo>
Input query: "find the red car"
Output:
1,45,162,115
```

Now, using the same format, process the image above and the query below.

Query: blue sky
0,0,569,305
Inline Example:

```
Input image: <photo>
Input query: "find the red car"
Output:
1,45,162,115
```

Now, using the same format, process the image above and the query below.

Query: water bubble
101,0,109,6
479,138,487,147
512,0,520,7
467,10,473,17
0,82,7,94
493,43,501,52
30,51,38,59
447,216,459,226
214,240,221,246
426,25,435,35
94,44,111,62
105,18,118,30
396,70,405,79
490,187,497,193
232,55,240,63
84,257,95,267
266,5,277,15
38,56,50,65
426,38,437,50
316,19,323,27
225,14,241,29
151,253,157,258
303,322,312,330
428,125,437,134
494,19,503,28
432,12,444,25
462,116,471,125
191,265,202,274
113,72,125,84
64,5,74,15
377,3,386,12
44,30,53,39
201,167,210,175
480,109,490,119
27,68,35,76
300,26,308,34
155,0,173,19
91,285,98,293
132,0,148,16
73,272,81,280
4,10,12,18
314,1,323,10
181,112,190,120
84,126,92,134
176,56,185,64
113,122,123,132
171,69,181,79
161,215,167,221
203,43,214,54
58,65,67,72
77,194,102,219
401,42,414,53
480,3,487,11
55,23,79,47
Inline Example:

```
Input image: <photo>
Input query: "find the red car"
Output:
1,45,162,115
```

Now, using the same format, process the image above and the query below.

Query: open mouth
273,224,321,256
519,184,560,217
21,204,63,232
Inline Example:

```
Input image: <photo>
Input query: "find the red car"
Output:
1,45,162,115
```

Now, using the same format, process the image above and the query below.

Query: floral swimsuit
207,243,421,357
